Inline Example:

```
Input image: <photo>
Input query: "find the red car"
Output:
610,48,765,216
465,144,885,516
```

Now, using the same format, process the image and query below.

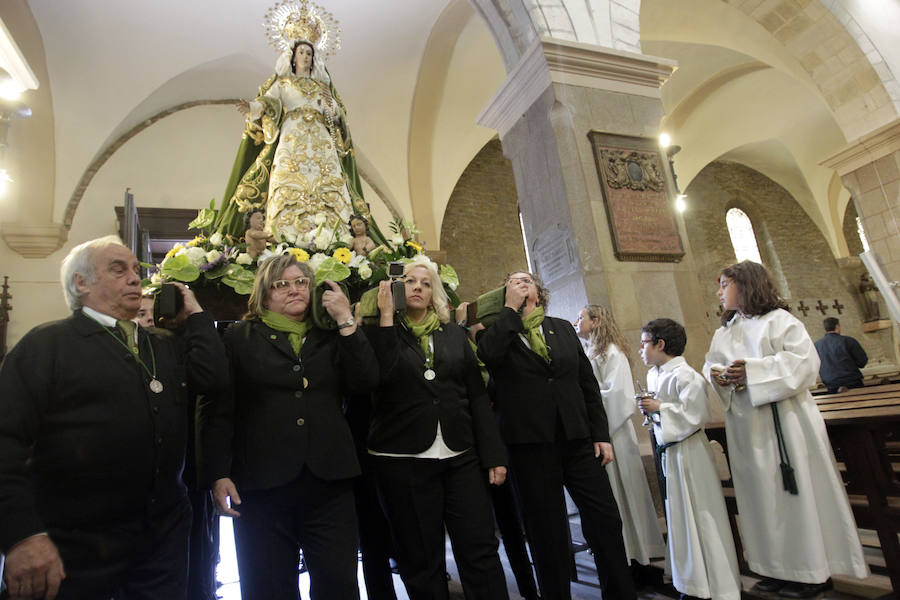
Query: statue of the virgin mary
214,0,380,246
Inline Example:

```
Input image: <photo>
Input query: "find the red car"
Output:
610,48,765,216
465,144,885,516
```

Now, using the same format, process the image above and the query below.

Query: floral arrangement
147,201,460,303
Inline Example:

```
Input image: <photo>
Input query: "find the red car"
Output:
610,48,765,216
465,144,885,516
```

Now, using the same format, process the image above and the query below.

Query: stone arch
471,0,642,69
723,0,897,140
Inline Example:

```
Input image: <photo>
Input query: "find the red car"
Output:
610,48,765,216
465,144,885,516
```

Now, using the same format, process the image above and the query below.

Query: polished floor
213,517,892,599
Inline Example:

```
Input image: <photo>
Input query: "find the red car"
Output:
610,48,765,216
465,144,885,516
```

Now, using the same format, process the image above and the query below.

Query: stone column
822,118,900,281
822,117,900,364
477,37,711,371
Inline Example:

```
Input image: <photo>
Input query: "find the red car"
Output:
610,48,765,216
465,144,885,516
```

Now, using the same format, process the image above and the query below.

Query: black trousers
21,498,192,600
232,469,359,600
187,490,219,600
372,451,509,600
490,481,539,600
354,454,398,600
508,438,636,600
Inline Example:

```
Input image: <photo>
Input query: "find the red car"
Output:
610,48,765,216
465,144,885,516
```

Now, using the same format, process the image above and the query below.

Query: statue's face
249,212,265,230
351,218,366,236
293,44,313,75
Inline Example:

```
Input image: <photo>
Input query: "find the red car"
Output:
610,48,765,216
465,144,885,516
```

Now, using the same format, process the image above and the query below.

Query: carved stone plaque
588,132,684,262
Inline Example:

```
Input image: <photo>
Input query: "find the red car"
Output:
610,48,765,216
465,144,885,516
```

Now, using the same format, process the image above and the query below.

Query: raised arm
742,312,820,407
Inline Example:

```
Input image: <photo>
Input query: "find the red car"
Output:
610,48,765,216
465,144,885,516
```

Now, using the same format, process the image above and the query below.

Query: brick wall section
684,160,893,364
440,139,528,303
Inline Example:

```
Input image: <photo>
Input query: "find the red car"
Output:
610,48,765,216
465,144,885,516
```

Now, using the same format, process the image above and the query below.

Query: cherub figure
348,214,376,256
244,208,275,259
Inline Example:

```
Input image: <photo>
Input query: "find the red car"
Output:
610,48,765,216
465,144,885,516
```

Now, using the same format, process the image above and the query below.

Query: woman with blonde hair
574,305,665,567
200,253,379,599
366,256,509,599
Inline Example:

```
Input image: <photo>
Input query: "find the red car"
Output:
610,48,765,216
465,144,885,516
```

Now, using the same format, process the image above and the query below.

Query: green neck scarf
521,306,551,364
262,310,311,356
404,310,442,367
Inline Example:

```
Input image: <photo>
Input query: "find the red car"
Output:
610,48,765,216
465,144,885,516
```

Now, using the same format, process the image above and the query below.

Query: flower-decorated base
190,283,248,322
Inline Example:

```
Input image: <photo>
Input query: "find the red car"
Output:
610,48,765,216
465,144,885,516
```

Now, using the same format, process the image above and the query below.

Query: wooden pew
705,384,900,594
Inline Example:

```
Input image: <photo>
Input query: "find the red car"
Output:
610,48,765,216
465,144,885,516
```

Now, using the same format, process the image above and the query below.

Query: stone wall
684,160,894,365
440,138,528,303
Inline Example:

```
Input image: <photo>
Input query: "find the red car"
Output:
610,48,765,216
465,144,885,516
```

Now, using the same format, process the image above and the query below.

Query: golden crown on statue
264,0,342,59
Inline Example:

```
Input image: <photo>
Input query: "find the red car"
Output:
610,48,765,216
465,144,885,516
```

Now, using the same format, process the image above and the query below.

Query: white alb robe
648,356,741,600
590,344,665,565
703,309,868,583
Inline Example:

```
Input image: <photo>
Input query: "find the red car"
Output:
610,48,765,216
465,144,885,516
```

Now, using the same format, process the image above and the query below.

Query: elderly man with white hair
0,235,227,600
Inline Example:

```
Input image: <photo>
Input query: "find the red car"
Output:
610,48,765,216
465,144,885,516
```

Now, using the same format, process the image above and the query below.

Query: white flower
357,263,372,280
185,246,207,267
302,229,317,244
258,243,287,264
339,229,353,244
391,234,405,246
349,252,366,268
209,232,224,247
449,281,458,291
308,252,328,274
150,273,163,284
314,213,327,226
315,230,333,250
236,252,253,265
279,224,299,244
206,250,222,264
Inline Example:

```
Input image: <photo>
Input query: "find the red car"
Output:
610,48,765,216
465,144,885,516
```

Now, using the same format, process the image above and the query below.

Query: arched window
726,208,762,263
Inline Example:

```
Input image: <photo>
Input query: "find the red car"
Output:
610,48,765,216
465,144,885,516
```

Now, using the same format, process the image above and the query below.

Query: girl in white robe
574,305,665,565
640,318,741,600
703,261,868,596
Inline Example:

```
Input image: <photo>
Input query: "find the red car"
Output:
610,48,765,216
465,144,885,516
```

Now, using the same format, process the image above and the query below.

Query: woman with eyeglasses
199,253,378,600
366,256,510,599
477,271,636,600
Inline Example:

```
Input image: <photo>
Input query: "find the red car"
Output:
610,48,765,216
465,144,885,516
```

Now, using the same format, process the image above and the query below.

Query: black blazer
476,307,610,445
366,322,506,469
199,320,379,491
0,311,227,552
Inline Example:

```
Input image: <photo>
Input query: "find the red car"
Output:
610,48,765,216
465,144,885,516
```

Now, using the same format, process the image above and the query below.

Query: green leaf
446,286,460,307
139,261,155,270
189,208,217,231
315,256,351,282
440,264,459,289
209,197,216,210
160,254,200,282
204,261,232,280
221,264,255,295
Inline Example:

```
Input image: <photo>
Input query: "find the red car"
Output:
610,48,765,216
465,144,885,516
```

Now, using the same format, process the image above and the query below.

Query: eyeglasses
508,276,534,285
639,338,655,347
271,277,310,292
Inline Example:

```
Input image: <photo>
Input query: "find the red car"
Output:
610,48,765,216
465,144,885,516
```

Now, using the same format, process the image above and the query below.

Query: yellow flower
165,243,184,259
288,247,310,262
406,240,423,253
333,247,352,264
186,236,206,248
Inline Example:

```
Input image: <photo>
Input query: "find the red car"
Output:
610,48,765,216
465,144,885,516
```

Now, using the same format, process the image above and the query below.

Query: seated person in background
814,317,867,393
639,318,740,600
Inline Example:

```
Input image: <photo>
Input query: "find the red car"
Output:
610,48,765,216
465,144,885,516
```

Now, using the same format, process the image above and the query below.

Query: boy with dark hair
639,318,740,600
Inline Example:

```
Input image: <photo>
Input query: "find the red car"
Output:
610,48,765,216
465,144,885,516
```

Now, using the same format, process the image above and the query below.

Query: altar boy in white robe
638,318,741,600
574,304,665,567
704,261,868,598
